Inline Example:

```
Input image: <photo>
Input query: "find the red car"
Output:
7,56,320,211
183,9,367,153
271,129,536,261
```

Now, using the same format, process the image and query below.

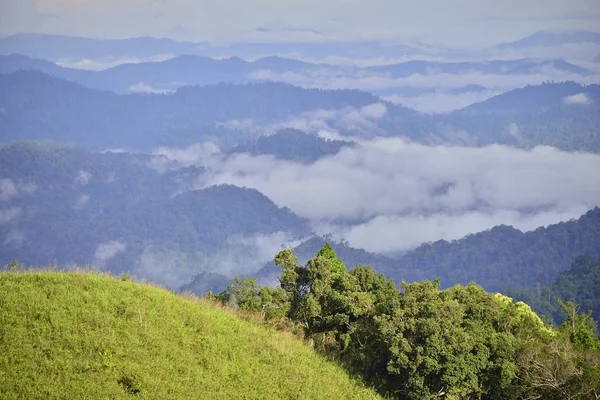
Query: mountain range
0,53,590,96
1,70,598,152
2,29,600,62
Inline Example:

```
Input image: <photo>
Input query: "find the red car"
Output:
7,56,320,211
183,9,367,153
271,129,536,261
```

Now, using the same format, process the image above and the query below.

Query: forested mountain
0,34,201,60
389,208,600,292
458,81,600,115
0,53,589,94
197,210,600,297
1,71,598,153
401,82,600,152
494,29,600,50
228,129,352,162
0,71,380,150
0,142,308,286
367,58,588,77
507,256,600,325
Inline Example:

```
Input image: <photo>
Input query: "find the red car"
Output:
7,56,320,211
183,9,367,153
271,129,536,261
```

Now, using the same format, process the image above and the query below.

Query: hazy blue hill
368,58,589,77
507,256,600,325
0,142,308,285
458,81,600,116
1,52,590,96
494,30,600,49
252,55,318,70
0,71,380,150
179,271,232,296
392,208,600,292
228,129,352,162
422,82,600,152
0,34,200,60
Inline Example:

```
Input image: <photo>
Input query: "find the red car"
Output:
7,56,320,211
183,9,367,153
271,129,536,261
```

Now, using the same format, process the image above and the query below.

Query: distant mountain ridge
0,53,591,94
1,71,598,152
0,70,381,150
0,142,309,287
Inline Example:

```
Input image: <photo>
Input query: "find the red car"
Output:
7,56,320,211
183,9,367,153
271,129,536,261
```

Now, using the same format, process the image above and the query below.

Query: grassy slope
0,272,380,400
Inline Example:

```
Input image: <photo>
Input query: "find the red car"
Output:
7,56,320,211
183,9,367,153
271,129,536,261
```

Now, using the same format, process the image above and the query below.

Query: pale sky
1,0,600,47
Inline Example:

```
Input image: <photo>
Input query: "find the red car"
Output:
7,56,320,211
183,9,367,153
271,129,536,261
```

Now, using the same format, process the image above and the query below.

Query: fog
131,232,301,287
155,138,600,255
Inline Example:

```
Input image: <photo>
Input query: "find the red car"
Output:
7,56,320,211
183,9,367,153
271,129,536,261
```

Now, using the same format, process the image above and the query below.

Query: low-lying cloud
249,65,598,94
94,240,127,265
383,90,502,113
56,55,175,71
155,137,600,255
0,207,21,224
0,179,37,201
128,82,175,94
132,232,300,287
563,93,592,105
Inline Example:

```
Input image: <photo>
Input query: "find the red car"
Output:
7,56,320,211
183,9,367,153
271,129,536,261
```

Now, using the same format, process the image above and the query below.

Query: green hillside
0,271,380,400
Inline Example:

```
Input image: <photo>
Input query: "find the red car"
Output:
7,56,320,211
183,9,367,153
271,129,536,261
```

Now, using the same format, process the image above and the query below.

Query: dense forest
507,256,600,325
0,53,588,94
1,71,599,152
212,243,600,399
390,208,600,292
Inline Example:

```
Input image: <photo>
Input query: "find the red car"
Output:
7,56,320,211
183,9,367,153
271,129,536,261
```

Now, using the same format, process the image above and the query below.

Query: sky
1,0,600,47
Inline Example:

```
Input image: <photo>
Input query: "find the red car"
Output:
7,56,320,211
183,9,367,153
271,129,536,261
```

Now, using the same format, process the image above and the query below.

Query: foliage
507,256,600,324
246,243,600,399
391,208,600,292
229,129,352,163
0,142,308,284
0,271,380,400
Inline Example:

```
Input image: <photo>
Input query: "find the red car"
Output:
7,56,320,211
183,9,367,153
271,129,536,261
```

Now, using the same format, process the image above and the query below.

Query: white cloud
508,122,520,137
383,90,502,113
3,229,25,248
94,240,127,264
333,207,591,254
197,140,599,222
75,170,92,186
75,194,90,209
56,55,175,71
128,82,175,94
0,179,37,201
0,207,21,224
219,103,389,140
563,92,592,105
249,65,598,93
132,231,301,287
149,138,600,254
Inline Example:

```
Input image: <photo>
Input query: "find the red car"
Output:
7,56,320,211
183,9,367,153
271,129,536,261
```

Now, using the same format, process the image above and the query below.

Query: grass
0,271,381,399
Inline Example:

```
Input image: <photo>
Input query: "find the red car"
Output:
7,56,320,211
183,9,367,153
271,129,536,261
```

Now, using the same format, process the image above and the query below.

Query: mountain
0,34,201,60
0,53,590,95
409,82,600,152
458,81,600,115
1,72,598,153
179,271,232,296
0,142,308,287
389,208,600,292
495,30,600,49
0,34,425,61
228,129,352,162
0,271,379,399
368,58,589,77
0,71,380,150
506,256,600,325
239,209,600,295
